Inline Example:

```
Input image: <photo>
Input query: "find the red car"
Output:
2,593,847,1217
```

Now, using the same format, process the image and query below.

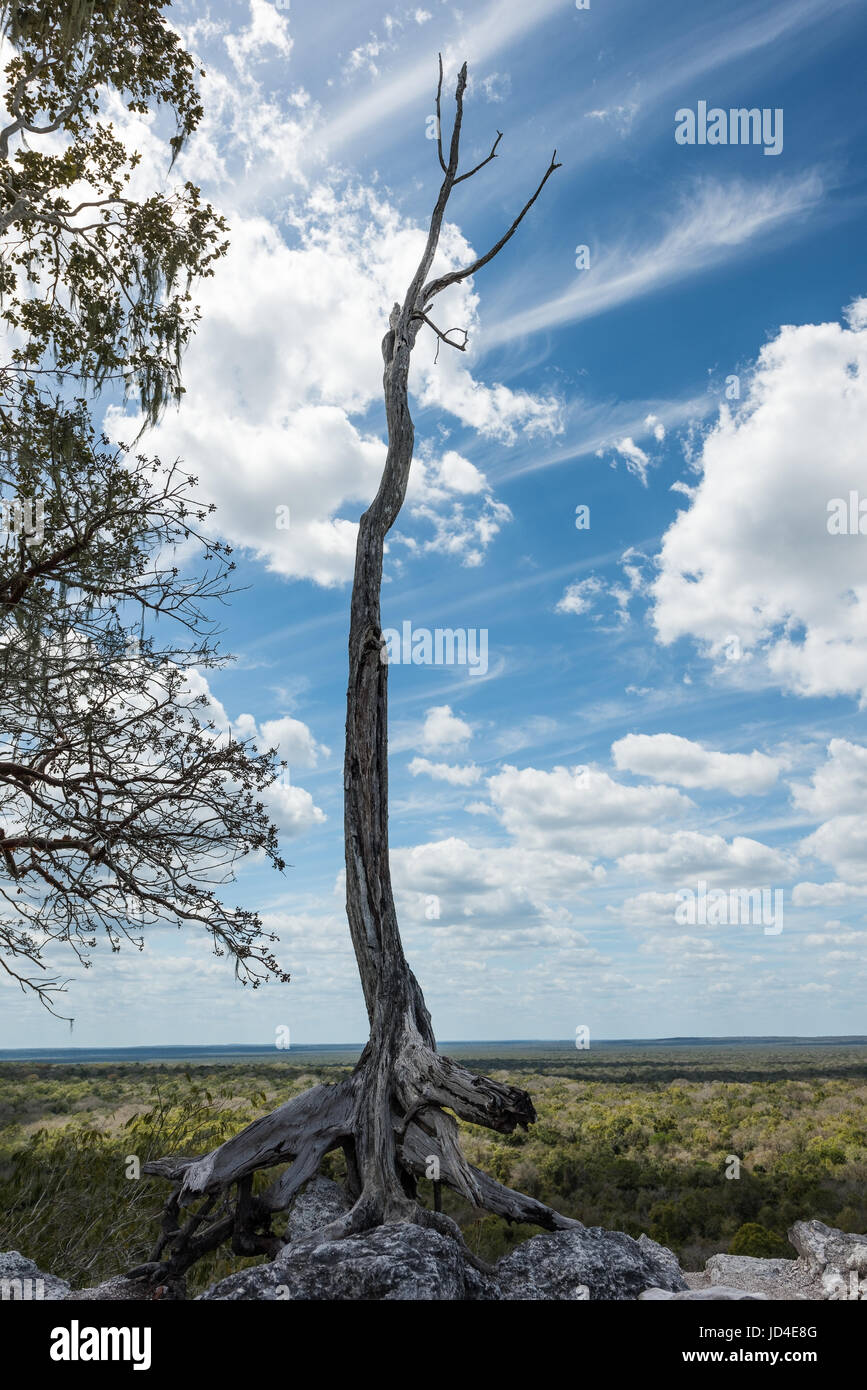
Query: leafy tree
0,2,283,1011
0,0,226,420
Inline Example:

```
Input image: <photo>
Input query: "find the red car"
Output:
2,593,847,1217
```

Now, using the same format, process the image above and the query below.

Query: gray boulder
789,1220,867,1300
201,1223,494,1301
704,1253,810,1301
0,1251,71,1301
494,1227,687,1301
286,1176,352,1242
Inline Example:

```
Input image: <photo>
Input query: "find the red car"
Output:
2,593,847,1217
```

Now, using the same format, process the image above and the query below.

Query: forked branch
422,149,561,303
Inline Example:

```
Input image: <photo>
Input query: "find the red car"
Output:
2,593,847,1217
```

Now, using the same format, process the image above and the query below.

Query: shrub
728,1222,790,1258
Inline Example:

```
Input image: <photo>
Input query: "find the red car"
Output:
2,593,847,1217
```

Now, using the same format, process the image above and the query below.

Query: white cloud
225,0,293,80
801,816,867,886
650,301,867,700
108,182,546,586
486,173,824,345
479,72,511,103
419,705,473,750
612,732,782,795
584,102,639,135
792,880,867,907
260,716,330,769
613,437,651,487
408,758,482,786
618,831,798,886
555,576,606,616
804,921,864,948
640,934,727,961
391,836,606,949
487,763,693,858
433,450,486,496
265,775,328,836
607,892,683,926
100,43,559,593
183,671,326,838
343,34,393,80
415,357,562,443
790,739,867,816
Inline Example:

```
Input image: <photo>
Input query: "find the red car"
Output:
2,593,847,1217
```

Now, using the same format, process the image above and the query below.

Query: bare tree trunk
140,58,573,1282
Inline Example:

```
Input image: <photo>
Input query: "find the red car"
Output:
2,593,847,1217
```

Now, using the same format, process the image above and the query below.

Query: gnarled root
137,1024,576,1285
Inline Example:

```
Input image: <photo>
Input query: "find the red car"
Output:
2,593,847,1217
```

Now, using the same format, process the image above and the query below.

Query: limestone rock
704,1253,810,1301
494,1227,687,1301
201,1223,494,1301
286,1176,352,1242
789,1220,867,1300
0,1250,71,1301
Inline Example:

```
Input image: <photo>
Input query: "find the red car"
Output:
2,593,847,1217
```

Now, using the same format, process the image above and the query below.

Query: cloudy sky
5,0,867,1048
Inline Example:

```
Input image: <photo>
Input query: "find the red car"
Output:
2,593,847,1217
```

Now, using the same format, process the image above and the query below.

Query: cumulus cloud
650,300,867,700
391,836,606,951
801,816,867,886
618,831,798,886
418,705,473,750
790,739,867,816
184,671,326,837
487,763,693,858
259,716,330,769
408,758,482,786
792,881,867,907
612,732,782,795
606,891,684,926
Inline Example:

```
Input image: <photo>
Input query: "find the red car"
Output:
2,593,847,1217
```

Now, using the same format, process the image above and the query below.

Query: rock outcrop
492,1228,686,1301
201,1222,493,1301
2,1196,864,1302
0,1250,70,1301
197,1177,687,1301
789,1219,867,1300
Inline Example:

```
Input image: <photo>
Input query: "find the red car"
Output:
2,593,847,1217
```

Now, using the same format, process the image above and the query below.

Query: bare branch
411,310,469,359
454,129,503,184
422,150,562,302
434,53,447,175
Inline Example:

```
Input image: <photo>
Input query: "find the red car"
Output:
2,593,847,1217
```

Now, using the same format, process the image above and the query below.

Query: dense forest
2,1044,865,1294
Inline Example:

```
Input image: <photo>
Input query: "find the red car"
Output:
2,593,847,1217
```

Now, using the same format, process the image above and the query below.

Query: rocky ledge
1,1182,864,1302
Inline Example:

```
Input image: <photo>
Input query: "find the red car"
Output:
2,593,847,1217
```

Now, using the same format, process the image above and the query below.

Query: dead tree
140,58,574,1281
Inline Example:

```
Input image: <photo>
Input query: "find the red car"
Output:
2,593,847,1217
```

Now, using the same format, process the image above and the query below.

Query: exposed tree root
138,1021,577,1284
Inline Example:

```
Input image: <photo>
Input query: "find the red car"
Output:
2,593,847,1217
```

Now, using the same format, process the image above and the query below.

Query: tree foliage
1,0,227,421
0,3,285,1013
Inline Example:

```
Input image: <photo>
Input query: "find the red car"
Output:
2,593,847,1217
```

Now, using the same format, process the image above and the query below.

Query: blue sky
4,0,867,1047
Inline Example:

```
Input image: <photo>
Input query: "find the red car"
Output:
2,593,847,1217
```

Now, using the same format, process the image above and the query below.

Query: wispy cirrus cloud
483,172,826,347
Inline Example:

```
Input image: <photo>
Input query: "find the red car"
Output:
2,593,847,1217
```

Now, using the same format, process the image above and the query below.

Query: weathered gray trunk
342,305,434,1215
139,59,570,1279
